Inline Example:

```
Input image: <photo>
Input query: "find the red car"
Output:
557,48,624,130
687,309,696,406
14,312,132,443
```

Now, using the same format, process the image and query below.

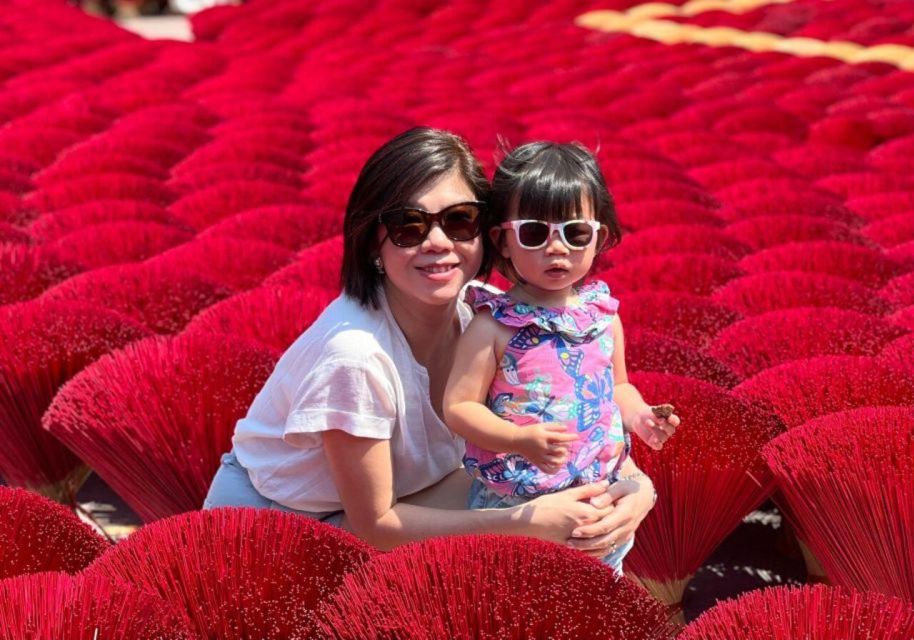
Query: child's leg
467,478,528,510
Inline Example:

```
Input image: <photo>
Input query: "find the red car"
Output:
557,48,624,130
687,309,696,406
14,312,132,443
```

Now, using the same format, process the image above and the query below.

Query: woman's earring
373,256,385,274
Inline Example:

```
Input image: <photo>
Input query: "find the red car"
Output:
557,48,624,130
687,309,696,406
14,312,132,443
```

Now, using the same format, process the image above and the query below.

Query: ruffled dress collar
465,280,619,342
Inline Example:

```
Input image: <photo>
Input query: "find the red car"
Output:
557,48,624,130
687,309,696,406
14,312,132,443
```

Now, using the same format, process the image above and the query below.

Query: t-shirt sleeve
283,357,397,449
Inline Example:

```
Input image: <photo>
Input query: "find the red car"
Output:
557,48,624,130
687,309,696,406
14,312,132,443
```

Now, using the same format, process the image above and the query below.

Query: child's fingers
546,433,578,449
542,422,573,433
546,450,569,464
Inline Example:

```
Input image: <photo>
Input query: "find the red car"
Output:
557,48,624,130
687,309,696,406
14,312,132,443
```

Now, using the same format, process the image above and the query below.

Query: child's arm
444,312,577,473
610,315,680,449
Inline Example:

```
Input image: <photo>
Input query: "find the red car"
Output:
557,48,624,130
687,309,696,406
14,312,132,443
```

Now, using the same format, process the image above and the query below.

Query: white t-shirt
232,288,472,513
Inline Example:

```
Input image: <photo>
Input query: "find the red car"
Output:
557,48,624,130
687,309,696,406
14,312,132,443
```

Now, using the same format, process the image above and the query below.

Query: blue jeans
467,478,635,575
203,451,345,527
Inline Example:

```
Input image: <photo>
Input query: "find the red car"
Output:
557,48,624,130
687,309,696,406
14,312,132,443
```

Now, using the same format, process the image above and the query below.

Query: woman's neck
383,284,460,365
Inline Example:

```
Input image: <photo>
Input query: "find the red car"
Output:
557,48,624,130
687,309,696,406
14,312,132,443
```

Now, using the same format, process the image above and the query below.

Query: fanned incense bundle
879,271,914,308
617,290,742,348
43,333,276,521
0,300,149,501
712,271,894,316
168,180,302,231
773,146,866,179
172,142,304,183
40,261,233,334
598,254,744,297
65,135,189,170
862,212,914,249
715,193,861,226
317,535,675,640
880,333,914,375
263,234,344,290
612,180,720,209
708,308,906,377
198,203,342,251
733,355,914,428
688,158,789,190
623,372,784,616
678,584,914,639
147,236,293,291
0,222,30,244
762,406,914,600
27,200,180,242
169,161,304,193
45,221,193,270
737,241,901,287
0,243,82,306
87,508,375,639
183,284,337,353
596,158,687,186
624,328,741,388
0,487,109,579
0,572,192,639
34,153,169,186
610,225,750,264
0,126,86,167
617,199,724,231
846,191,914,222
716,105,808,139
25,173,173,212
724,215,865,251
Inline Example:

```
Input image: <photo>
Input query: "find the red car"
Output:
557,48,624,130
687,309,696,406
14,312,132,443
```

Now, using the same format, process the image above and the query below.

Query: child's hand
628,404,679,450
514,422,579,475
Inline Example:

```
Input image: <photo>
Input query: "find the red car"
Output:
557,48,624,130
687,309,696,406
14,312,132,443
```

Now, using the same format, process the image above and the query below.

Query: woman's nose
422,222,453,250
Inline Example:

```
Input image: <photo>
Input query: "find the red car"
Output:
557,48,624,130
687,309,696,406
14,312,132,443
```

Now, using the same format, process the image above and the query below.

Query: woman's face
377,170,483,309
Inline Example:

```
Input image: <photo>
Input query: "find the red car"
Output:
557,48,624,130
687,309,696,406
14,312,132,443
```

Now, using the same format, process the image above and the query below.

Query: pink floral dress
464,280,629,498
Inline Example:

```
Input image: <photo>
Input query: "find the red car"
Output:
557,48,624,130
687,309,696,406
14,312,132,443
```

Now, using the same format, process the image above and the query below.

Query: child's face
495,196,602,299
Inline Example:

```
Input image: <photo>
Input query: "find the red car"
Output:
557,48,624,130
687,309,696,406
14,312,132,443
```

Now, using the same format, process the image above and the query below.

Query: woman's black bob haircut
341,127,491,309
490,141,622,248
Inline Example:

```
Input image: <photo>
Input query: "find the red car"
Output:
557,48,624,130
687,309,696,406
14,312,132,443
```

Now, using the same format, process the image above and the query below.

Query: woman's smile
418,262,460,280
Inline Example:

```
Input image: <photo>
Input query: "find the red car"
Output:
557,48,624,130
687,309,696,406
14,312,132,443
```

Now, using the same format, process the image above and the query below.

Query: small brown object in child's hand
650,404,675,419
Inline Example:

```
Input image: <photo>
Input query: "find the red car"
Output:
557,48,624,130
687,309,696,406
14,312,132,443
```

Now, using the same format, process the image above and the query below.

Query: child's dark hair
489,141,622,280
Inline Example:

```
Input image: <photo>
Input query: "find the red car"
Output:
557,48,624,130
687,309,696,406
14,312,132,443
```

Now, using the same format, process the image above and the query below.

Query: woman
204,127,658,558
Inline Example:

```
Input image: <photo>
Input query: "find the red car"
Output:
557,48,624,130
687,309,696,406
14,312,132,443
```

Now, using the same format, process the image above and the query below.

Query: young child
443,141,679,574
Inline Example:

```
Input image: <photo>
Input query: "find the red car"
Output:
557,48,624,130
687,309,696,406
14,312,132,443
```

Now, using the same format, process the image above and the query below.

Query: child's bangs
512,171,593,223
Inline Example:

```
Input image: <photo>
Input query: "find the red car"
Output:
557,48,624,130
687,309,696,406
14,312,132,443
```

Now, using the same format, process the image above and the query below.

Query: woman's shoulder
279,293,395,370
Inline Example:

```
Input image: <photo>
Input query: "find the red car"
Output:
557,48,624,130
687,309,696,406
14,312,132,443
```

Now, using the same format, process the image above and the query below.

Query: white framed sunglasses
499,219,602,251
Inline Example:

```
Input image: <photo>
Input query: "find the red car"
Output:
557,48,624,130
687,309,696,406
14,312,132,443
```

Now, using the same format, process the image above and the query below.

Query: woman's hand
566,476,655,559
518,481,614,546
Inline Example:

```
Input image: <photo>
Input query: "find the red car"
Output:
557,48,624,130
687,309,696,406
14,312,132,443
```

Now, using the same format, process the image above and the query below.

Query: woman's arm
322,428,612,551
